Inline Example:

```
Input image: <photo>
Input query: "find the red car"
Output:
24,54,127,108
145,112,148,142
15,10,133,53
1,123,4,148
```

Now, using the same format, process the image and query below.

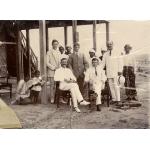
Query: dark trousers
77,75,88,100
123,66,137,97
30,90,40,104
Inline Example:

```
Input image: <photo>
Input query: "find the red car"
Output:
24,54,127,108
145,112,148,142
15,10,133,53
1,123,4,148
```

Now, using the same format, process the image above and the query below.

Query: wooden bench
0,83,12,98
0,75,12,98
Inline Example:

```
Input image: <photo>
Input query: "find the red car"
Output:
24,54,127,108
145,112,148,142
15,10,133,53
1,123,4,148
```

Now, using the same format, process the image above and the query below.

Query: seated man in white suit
84,57,107,111
54,57,90,113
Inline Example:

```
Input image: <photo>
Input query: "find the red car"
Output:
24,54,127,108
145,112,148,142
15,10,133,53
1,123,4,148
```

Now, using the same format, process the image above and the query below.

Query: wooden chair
54,81,72,108
0,82,12,98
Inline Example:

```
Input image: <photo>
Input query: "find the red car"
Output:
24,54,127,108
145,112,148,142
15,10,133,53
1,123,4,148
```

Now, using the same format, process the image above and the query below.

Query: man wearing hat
99,48,107,61
88,48,96,67
59,46,69,60
68,42,89,99
65,45,72,56
102,41,123,104
123,44,137,101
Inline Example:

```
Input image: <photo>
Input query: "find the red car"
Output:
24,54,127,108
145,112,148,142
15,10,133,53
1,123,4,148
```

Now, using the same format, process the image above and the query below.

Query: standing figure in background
123,44,137,101
30,70,45,104
59,46,69,60
85,57,107,111
65,46,72,56
68,42,89,100
46,39,61,103
99,48,107,61
88,49,96,67
11,75,32,105
102,41,123,104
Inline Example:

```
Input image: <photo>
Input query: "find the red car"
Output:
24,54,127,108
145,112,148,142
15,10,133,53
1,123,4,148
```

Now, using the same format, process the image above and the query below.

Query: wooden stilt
26,29,31,78
93,20,97,51
72,20,77,45
64,26,68,48
46,25,49,52
106,22,110,44
17,30,24,81
39,20,48,104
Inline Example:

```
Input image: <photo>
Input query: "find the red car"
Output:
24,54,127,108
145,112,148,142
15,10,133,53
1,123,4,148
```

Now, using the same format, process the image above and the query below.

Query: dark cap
124,44,132,50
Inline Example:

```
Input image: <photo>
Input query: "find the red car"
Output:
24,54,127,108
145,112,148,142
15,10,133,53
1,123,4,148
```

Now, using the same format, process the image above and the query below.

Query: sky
25,20,150,62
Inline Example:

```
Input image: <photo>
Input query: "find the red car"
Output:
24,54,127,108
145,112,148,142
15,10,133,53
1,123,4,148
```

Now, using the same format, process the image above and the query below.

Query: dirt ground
1,74,150,129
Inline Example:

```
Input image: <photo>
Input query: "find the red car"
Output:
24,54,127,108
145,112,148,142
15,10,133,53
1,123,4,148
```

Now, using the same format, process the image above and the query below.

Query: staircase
20,31,38,77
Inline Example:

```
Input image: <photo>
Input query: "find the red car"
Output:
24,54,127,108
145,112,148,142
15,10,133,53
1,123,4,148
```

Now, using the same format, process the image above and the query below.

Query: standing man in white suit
102,41,123,104
46,39,61,104
84,57,107,111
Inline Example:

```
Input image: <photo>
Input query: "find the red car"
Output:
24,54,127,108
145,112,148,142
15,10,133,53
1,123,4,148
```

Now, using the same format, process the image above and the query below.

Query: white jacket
102,51,123,78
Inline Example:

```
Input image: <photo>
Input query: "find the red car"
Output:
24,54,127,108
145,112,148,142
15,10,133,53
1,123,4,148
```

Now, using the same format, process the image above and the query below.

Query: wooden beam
106,22,110,44
93,20,97,51
17,30,24,81
26,29,31,78
64,26,68,47
39,20,48,104
72,20,77,44
46,24,49,52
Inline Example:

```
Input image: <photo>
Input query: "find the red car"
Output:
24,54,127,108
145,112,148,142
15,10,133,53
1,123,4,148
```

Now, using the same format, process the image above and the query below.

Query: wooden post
39,20,48,104
26,29,31,78
93,20,97,51
17,30,24,81
72,20,77,45
46,24,49,52
106,22,110,44
64,26,68,47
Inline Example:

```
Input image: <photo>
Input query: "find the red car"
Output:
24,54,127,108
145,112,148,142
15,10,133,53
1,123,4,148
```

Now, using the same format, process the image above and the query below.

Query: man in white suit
54,57,90,113
46,39,61,103
84,57,107,111
102,41,123,104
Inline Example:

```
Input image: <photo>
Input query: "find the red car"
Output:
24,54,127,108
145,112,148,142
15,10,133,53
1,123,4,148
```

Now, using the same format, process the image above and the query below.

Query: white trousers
91,83,102,105
59,82,83,108
108,78,120,101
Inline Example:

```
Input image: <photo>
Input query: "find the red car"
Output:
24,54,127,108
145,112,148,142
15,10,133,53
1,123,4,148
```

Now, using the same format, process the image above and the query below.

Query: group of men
46,39,138,113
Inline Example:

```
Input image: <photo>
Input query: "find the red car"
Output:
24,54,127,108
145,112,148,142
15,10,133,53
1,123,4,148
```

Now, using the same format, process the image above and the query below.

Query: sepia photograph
0,20,149,129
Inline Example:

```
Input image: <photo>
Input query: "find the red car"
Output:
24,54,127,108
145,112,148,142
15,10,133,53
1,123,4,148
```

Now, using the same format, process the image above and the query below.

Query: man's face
107,43,113,51
66,47,72,53
74,45,80,52
52,42,59,50
92,60,98,67
59,48,64,54
124,48,130,54
61,59,67,67
35,72,40,78
101,51,106,56
89,52,95,58
24,76,30,82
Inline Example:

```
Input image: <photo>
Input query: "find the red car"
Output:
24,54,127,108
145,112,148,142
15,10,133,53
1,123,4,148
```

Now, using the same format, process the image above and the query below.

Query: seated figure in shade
84,57,107,111
54,57,90,113
11,75,33,105
30,70,45,104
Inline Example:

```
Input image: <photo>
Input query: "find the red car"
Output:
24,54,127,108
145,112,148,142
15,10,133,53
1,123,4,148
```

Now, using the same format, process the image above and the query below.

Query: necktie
95,67,97,76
